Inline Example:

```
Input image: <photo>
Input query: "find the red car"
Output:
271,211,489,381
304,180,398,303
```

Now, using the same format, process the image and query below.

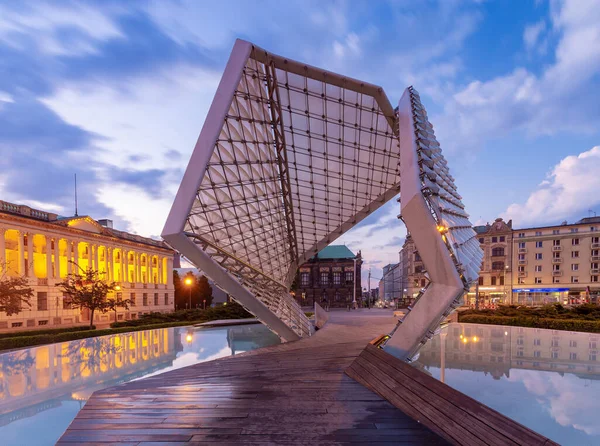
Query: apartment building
511,216,600,305
403,216,600,306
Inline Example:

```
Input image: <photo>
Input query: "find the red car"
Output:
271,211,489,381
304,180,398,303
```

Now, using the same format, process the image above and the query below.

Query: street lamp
184,277,192,310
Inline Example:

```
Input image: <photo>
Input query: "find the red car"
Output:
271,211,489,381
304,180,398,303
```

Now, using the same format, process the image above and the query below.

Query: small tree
57,263,115,328
105,293,132,322
0,261,33,315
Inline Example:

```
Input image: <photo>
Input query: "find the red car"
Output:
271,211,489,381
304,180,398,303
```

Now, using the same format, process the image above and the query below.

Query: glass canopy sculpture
162,39,483,358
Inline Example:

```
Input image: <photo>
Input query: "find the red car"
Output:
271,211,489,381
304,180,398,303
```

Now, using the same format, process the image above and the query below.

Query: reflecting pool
0,323,280,446
412,322,600,446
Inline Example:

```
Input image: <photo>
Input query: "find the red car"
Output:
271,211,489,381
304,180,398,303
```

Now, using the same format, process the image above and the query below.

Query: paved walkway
58,310,446,445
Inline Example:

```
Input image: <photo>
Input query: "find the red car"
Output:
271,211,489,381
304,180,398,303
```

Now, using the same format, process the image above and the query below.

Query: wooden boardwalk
59,310,447,445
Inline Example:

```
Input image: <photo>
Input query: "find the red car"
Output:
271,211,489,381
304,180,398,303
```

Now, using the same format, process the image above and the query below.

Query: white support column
45,235,53,280
26,232,34,278
0,226,5,269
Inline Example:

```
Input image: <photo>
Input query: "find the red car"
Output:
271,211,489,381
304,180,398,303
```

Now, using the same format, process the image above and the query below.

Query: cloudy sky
1,0,599,286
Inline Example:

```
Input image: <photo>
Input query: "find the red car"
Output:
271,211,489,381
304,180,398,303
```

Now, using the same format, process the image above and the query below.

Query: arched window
492,247,505,257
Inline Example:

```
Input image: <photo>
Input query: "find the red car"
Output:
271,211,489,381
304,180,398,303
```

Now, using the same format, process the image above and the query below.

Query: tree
57,263,116,328
0,261,33,316
174,271,213,309
197,275,213,308
105,292,132,322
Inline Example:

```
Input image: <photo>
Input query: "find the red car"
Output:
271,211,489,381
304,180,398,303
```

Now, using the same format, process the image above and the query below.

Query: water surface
0,324,280,445
412,322,600,446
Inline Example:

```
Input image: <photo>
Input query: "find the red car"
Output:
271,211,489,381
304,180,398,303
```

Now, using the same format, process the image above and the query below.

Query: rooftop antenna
74,173,78,217
589,209,597,218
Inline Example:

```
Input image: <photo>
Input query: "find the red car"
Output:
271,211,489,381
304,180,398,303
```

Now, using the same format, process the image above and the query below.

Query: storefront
512,288,569,306
466,287,509,307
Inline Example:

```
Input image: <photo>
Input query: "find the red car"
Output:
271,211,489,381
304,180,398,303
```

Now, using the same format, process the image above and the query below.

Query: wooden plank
364,345,558,445
58,311,448,444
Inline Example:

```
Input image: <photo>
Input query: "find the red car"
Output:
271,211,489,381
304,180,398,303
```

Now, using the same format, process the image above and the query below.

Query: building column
157,256,162,285
167,257,173,287
73,241,79,273
106,247,112,282
54,238,61,279
45,235,53,280
26,232,34,277
93,244,99,272
0,226,5,269
121,249,129,283
67,240,72,275
136,253,141,283
17,230,25,276
148,254,153,284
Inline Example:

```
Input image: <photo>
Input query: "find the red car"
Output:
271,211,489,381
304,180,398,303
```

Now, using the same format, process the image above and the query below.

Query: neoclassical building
0,200,175,330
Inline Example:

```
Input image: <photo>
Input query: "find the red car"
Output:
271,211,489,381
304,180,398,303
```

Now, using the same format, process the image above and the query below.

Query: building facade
0,201,175,330
381,262,403,301
295,245,362,308
468,218,514,307
403,234,429,302
403,216,600,307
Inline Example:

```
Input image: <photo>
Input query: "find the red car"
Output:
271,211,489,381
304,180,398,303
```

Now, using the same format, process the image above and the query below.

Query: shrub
0,325,96,339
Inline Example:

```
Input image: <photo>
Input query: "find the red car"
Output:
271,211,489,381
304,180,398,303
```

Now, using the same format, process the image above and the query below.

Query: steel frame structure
162,39,482,352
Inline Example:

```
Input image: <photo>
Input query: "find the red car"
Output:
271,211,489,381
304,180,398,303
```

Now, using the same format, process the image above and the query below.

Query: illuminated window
333,272,341,285
300,272,310,287
320,272,329,286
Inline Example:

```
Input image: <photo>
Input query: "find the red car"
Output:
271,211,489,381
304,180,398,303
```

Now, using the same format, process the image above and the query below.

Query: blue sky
0,0,599,285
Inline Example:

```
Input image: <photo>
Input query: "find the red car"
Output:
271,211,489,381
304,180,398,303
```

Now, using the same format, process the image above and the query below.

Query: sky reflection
413,323,600,446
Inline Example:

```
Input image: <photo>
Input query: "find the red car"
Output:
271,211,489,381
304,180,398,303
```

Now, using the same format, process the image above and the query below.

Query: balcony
592,256,600,262
518,272,527,278
552,258,563,264
518,260,527,265
592,269,600,274
552,271,563,277
518,248,527,254
552,246,562,252
592,243,600,249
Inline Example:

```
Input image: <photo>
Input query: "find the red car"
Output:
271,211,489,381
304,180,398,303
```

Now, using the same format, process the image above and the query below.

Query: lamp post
184,277,192,310
503,265,509,306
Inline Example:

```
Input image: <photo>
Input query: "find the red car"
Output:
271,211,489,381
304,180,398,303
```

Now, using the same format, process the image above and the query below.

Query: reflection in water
413,323,600,445
0,324,280,446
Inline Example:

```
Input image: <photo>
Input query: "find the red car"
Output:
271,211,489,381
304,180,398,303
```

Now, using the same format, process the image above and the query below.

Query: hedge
458,314,600,333
0,325,96,340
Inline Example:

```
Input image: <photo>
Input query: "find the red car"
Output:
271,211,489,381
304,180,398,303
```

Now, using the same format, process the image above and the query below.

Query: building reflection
226,324,281,355
418,323,600,380
0,328,179,427
0,324,280,431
